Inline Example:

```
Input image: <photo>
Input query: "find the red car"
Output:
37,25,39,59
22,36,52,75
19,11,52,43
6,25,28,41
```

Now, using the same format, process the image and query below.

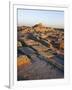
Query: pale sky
17,9,64,28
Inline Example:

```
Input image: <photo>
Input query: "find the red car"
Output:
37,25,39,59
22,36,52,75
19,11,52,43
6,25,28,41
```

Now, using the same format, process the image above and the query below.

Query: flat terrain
18,54,64,80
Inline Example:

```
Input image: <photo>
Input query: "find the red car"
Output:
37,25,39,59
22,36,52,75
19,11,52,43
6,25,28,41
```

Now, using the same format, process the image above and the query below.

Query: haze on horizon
17,9,64,28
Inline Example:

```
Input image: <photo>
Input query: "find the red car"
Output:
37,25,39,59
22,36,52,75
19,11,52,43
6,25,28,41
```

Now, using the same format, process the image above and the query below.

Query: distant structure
33,23,54,33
